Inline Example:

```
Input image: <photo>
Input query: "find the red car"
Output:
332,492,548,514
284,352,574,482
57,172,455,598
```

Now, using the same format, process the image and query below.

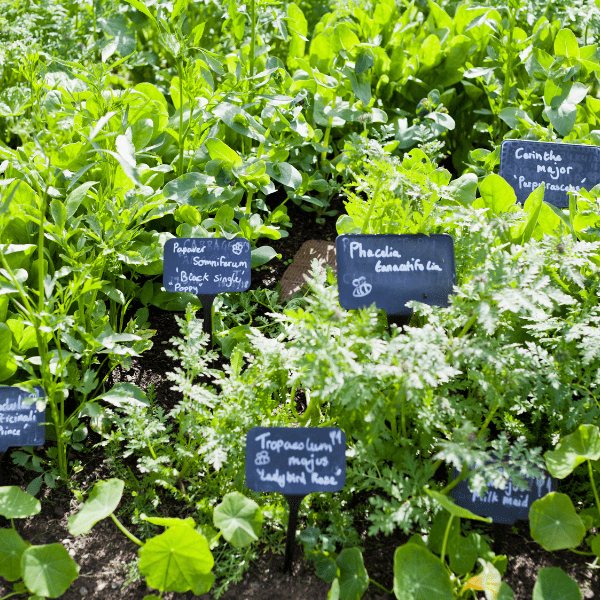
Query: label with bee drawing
336,234,456,316
163,237,251,295
246,427,346,495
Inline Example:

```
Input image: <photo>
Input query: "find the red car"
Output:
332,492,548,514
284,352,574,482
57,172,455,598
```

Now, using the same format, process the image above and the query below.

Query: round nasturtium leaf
530,493,586,551
0,486,41,519
336,548,369,600
21,544,79,598
68,479,124,536
0,528,30,581
448,533,478,575
532,567,582,600
543,424,600,479
139,525,214,593
393,543,454,600
213,492,263,548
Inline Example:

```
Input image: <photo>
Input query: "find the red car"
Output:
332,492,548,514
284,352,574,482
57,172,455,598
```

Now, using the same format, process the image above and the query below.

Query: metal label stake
283,494,306,573
245,427,347,575
198,294,216,349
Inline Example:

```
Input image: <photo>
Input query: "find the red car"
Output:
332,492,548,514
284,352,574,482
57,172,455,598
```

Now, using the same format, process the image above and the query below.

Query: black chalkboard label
163,238,251,295
245,427,346,495
336,234,456,316
0,386,45,452
500,140,600,208
450,461,558,524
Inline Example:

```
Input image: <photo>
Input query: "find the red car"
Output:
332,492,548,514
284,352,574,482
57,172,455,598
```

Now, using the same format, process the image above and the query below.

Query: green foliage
0,485,79,598
529,425,600,558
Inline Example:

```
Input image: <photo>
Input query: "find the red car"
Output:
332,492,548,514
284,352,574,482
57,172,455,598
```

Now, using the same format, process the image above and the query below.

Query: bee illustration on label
352,276,372,298
254,451,270,466
231,241,244,255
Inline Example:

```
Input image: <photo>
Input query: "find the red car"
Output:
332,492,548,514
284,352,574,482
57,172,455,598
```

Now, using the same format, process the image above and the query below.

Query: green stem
177,61,185,176
369,578,394,595
440,514,454,566
478,400,498,440
249,0,256,79
362,179,384,233
456,314,477,339
588,459,600,515
439,462,470,495
110,513,144,546
569,548,595,556
245,190,254,215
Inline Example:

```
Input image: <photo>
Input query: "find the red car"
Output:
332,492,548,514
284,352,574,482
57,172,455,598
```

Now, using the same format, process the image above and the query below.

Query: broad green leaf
65,181,97,220
0,528,29,581
498,582,515,600
336,548,368,600
139,525,214,592
448,533,477,575
213,103,267,143
545,103,577,137
424,488,493,522
123,0,157,25
251,246,281,267
68,479,124,536
265,162,302,190
95,382,149,408
479,174,517,215
316,556,338,583
419,34,441,68
520,184,545,243
355,51,374,76
447,173,478,205
530,493,586,551
0,322,12,353
0,352,17,381
163,172,208,204
21,544,79,598
393,543,453,600
427,509,460,556
205,138,242,168
213,492,263,548
333,23,360,54
554,29,580,59
537,202,562,237
328,578,341,600
498,107,530,129
0,486,41,518
544,424,600,478
532,567,582,600
214,205,234,224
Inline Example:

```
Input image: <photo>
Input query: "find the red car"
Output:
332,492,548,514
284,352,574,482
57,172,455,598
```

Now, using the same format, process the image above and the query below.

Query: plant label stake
245,427,346,573
336,234,456,328
450,454,558,524
163,237,251,348
500,139,600,208
0,386,45,485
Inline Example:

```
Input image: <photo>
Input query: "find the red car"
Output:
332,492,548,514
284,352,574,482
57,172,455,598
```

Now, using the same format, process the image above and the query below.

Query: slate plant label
0,386,45,452
245,427,346,495
163,237,251,295
500,139,600,208
336,234,456,316
451,460,558,525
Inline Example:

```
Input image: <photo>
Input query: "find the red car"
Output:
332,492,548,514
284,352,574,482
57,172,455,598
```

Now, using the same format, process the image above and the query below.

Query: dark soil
1,195,599,600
